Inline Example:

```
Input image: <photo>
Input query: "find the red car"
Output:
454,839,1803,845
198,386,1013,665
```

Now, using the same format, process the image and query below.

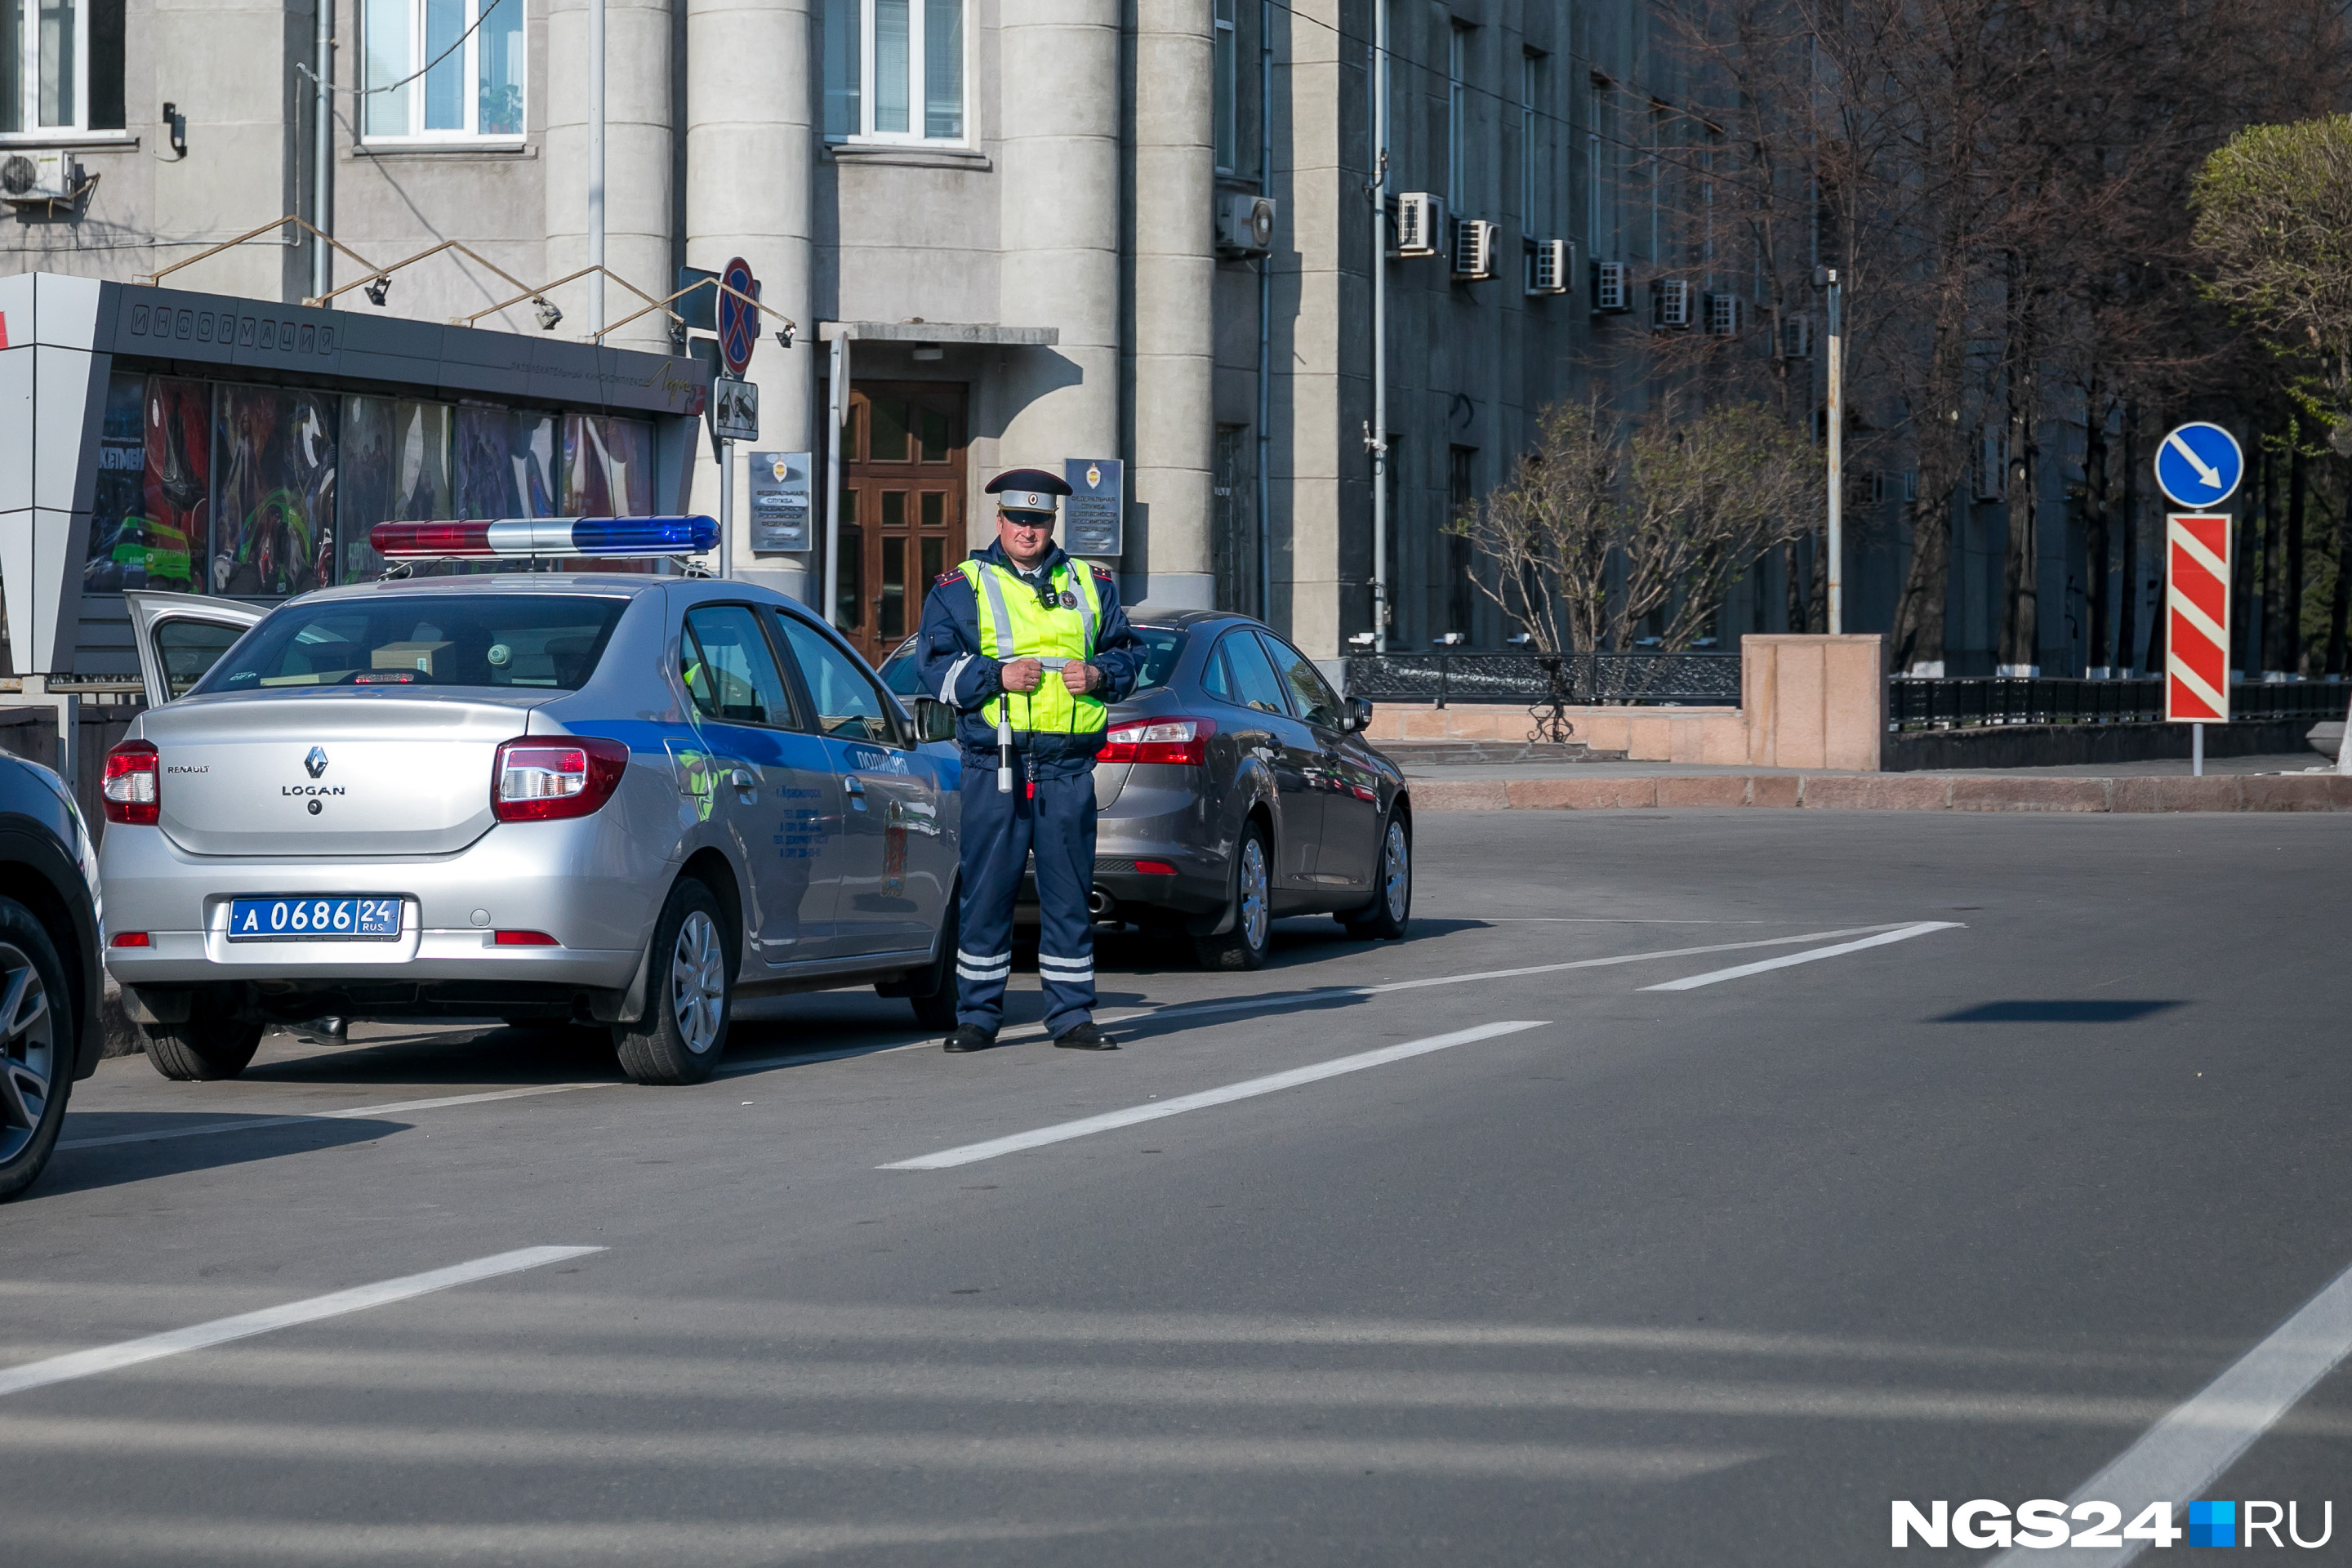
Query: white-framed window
1,0,123,136
821,0,966,145
1214,0,1236,172
361,0,526,143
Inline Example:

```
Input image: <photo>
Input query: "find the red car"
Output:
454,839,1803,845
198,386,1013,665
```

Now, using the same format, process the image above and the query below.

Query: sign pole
2192,722,2204,777
719,437,733,580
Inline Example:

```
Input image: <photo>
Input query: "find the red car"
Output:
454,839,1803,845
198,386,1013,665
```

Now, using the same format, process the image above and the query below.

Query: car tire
144,990,264,1082
0,896,75,1200
613,877,733,1086
898,885,960,1031
1194,819,1272,972
1341,810,1413,942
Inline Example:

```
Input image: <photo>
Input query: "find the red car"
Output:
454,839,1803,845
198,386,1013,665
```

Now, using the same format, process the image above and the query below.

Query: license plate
227,896,403,942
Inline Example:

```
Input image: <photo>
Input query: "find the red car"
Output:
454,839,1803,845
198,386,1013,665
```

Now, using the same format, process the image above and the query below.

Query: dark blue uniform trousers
955,760,1097,1036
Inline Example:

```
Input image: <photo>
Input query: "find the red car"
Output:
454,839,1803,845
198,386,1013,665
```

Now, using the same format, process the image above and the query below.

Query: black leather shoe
1053,1022,1117,1051
943,1026,996,1054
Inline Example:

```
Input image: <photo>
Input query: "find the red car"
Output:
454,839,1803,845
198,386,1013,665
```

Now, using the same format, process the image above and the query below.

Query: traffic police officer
918,467,1145,1053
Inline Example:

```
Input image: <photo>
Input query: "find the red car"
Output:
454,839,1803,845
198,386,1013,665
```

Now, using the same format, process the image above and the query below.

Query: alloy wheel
0,942,56,1165
669,909,727,1056
1382,822,1410,921
1241,835,1269,951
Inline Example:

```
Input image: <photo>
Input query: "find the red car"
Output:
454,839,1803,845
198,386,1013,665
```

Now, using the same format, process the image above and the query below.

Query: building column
545,0,675,353
997,0,1120,536
1125,0,1217,611
687,0,816,603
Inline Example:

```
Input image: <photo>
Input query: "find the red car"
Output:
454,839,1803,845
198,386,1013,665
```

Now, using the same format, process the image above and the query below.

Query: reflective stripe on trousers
953,764,1097,1036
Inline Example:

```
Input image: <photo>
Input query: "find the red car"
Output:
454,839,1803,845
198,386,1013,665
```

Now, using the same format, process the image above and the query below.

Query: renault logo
304,746,329,779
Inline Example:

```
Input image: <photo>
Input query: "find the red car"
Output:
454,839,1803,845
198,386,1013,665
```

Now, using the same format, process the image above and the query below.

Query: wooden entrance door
834,383,967,667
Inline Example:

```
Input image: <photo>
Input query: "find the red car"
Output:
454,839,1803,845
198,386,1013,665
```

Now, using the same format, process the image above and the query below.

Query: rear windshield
876,625,1187,695
194,595,629,695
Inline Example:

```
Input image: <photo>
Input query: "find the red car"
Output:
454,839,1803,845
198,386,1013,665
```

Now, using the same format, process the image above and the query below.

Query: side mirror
912,695,958,744
1348,696,1375,733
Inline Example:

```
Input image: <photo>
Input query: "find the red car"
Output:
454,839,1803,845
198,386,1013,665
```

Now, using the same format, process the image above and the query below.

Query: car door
1260,632,1380,894
1215,628,1321,887
768,608,951,961
124,590,265,706
678,603,845,967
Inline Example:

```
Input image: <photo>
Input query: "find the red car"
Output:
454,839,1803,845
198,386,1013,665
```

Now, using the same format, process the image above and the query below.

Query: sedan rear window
194,596,629,695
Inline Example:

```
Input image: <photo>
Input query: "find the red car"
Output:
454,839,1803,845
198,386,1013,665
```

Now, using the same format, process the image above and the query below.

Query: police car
100,515,962,1086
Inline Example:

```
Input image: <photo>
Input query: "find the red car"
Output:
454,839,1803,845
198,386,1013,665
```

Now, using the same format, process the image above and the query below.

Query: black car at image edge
0,752,107,1199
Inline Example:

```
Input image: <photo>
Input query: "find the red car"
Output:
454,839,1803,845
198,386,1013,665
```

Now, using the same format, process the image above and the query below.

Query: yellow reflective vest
960,555,1107,735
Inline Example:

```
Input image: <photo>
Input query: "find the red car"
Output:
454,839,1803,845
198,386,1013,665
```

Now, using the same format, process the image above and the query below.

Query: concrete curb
1410,773,2352,813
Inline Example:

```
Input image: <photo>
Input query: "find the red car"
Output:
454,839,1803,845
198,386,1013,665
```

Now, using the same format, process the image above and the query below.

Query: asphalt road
5,809,2351,1565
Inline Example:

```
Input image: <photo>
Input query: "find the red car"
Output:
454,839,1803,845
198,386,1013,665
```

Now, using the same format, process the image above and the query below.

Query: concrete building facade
6,0,1690,669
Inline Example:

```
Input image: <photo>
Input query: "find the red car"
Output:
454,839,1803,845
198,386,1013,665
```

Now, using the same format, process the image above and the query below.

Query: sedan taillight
492,736,630,822
103,740,160,825
1096,717,1216,766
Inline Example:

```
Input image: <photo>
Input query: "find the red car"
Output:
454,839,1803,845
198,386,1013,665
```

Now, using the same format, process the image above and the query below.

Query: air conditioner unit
1592,259,1629,314
1216,193,1277,257
1651,277,1695,330
1779,313,1813,359
1705,293,1744,336
1393,193,1446,258
1527,238,1571,296
0,151,75,204
1450,218,1497,281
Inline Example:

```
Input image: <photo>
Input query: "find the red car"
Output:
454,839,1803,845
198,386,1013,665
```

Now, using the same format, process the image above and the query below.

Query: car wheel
145,990,264,1081
1194,820,1272,971
613,878,733,1086
0,898,74,1200
898,884,960,1031
1341,812,1413,942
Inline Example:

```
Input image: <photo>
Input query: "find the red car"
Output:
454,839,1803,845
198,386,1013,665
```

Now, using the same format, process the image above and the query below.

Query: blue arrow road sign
2154,421,2243,509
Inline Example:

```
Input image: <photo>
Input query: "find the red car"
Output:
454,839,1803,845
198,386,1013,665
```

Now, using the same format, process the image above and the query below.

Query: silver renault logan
100,575,962,1085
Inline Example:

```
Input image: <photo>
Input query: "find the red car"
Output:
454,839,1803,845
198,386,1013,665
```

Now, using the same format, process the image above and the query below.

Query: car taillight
492,736,629,822
1096,716,1216,766
102,740,160,825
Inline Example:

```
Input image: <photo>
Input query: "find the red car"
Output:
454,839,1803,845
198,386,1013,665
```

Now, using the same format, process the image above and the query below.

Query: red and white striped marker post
2165,513,2232,775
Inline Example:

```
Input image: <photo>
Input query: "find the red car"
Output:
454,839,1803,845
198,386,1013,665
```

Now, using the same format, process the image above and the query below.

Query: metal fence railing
1342,652,1744,709
1886,677,2349,732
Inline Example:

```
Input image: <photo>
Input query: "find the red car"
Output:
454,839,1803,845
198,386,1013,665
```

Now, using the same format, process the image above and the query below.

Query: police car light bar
368,516,720,559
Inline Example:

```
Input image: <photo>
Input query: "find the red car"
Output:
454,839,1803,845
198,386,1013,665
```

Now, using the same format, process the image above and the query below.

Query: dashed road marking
0,1246,604,1399
880,1021,1549,1170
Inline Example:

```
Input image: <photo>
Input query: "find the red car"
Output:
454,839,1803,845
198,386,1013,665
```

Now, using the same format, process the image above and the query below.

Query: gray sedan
882,609,1412,969
103,576,965,1087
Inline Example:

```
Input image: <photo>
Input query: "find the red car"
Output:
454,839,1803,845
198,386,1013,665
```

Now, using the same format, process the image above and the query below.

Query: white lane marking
1985,1257,2352,1568
1639,922,1961,991
880,1020,1548,1170
56,1082,619,1151
0,1246,602,1399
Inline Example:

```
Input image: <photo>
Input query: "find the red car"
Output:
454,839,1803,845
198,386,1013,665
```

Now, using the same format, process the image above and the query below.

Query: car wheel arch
0,852,96,1080
675,848,745,973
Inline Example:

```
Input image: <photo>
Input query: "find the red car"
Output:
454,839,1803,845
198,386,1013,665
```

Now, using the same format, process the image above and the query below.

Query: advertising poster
338,398,452,582
214,385,338,596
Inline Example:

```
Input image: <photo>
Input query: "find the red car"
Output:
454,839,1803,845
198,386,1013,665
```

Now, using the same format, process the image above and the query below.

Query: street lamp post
1814,265,1844,635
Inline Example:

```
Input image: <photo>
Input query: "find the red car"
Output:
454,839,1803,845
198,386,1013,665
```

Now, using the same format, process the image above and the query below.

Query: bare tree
1450,399,1819,657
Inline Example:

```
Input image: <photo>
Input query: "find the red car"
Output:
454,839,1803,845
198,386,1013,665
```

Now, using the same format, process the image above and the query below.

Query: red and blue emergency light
368,515,719,559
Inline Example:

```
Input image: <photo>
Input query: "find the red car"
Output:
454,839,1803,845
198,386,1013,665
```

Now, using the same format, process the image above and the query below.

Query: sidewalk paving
1398,752,2352,813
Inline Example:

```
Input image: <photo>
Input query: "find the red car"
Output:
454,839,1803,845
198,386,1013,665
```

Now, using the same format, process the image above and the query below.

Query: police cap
985,466,1071,520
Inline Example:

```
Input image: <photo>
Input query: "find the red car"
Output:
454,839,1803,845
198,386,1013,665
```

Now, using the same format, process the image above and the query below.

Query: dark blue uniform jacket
916,540,1147,777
